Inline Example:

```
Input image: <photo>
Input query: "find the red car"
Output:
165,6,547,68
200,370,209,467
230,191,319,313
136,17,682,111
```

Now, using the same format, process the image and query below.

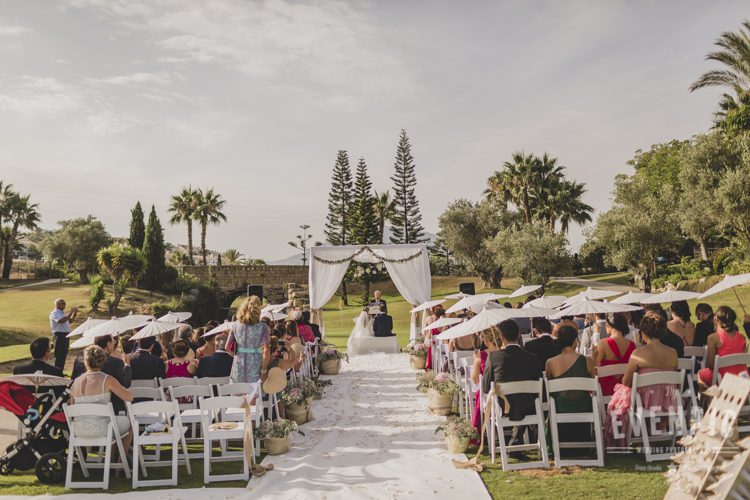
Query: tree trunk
187,221,195,265
643,270,652,293
1,225,19,280
363,278,370,305
341,281,349,306
522,190,531,224
201,223,207,266
379,220,385,244
699,239,709,261
78,269,89,284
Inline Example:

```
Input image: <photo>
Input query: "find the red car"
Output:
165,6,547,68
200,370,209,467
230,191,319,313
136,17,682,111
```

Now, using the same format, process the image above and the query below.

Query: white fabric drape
308,244,432,340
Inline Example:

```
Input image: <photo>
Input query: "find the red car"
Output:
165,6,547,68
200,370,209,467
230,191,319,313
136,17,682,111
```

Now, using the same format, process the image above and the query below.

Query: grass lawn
575,271,634,287
0,279,44,290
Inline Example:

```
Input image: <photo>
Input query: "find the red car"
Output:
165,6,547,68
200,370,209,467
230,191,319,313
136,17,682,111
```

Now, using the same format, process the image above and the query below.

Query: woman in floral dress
228,295,271,384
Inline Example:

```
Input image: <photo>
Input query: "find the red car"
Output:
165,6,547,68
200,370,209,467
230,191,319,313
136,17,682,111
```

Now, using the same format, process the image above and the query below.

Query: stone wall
182,265,309,292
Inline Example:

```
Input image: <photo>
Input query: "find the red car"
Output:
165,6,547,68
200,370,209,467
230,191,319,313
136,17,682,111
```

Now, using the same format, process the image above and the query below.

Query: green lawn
0,279,45,290
575,271,634,287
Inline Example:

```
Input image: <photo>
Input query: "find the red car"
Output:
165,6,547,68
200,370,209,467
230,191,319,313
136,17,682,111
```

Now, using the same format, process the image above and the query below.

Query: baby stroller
0,381,70,484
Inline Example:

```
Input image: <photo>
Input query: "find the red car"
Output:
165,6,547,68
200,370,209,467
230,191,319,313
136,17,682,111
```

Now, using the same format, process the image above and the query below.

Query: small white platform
346,336,400,356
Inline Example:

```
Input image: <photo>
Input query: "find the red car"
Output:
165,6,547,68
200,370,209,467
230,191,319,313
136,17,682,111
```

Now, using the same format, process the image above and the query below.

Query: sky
0,0,745,261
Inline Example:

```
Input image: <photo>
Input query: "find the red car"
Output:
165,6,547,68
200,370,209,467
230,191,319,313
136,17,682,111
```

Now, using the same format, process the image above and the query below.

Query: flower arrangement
281,378,317,408
255,419,302,439
435,416,478,441
312,378,332,398
318,348,349,363
416,370,436,392
428,372,459,396
404,339,429,358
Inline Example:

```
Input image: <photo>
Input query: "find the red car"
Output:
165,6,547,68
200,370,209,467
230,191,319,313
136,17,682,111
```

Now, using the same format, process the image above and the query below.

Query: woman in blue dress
228,295,270,384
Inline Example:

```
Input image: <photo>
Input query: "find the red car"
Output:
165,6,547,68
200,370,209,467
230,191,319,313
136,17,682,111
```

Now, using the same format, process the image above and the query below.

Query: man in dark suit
14,338,64,377
367,290,387,315
71,334,132,413
197,336,233,378
693,303,714,347
373,305,395,337
524,318,560,369
482,319,542,446
130,337,166,381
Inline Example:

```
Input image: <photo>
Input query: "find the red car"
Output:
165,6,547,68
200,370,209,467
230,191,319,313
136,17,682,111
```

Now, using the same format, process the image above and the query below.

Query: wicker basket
266,436,289,455
410,355,427,370
285,403,309,425
427,388,453,416
320,358,341,375
445,435,470,454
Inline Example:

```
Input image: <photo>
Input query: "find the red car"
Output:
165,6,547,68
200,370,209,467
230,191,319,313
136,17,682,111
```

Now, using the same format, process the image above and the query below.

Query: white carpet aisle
28,352,489,500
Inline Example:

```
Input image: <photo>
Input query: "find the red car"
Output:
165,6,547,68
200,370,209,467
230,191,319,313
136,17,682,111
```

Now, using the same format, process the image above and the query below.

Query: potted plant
256,419,302,455
404,337,429,369
312,378,332,400
318,348,348,375
281,378,317,424
436,417,478,454
416,370,436,393
426,372,458,416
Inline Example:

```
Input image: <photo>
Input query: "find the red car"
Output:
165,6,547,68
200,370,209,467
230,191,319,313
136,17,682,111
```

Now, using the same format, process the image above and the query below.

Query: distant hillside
268,228,437,265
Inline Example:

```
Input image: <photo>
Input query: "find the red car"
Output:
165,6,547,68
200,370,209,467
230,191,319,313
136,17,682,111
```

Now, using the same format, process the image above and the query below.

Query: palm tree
690,20,750,130
1,194,41,279
168,187,199,265
549,180,594,234
373,190,396,243
168,250,191,267
97,243,146,313
485,152,538,223
528,153,565,223
193,188,227,266
222,248,244,265
0,181,15,268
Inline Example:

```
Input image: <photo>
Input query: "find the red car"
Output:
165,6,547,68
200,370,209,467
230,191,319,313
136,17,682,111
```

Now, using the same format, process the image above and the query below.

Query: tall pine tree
129,201,145,249
142,205,166,291
351,158,379,302
389,129,426,244
324,150,354,304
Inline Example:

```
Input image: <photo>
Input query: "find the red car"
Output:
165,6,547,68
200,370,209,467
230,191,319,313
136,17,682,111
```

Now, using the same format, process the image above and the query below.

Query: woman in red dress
424,305,446,371
596,313,635,396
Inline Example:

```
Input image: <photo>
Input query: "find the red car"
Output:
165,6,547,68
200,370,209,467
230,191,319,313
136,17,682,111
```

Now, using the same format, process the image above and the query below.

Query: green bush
34,265,63,280
89,275,106,310
189,285,221,325
159,265,179,293
175,272,201,293
653,257,714,289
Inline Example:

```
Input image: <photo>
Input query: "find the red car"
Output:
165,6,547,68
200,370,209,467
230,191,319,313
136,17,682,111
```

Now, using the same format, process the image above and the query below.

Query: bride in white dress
346,310,374,355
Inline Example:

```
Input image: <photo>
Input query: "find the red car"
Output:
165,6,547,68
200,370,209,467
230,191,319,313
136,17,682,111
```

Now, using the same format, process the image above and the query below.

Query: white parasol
261,311,288,322
435,308,516,340
549,300,641,320
130,319,184,341
562,287,622,306
157,311,192,323
66,317,108,338
262,302,290,314
410,299,446,313
445,293,494,314
524,296,567,309
202,320,233,338
640,290,702,304
83,314,154,339
470,300,505,313
1,372,70,392
445,292,469,299
422,317,462,332
515,305,561,318
507,284,543,299
609,291,656,305
698,273,750,314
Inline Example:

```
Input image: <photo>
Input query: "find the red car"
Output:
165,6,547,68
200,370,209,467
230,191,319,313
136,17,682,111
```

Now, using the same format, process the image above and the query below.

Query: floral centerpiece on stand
435,416,478,454
426,372,458,416
404,335,429,369
416,370,436,392
255,419,303,455
281,378,317,424
318,348,348,375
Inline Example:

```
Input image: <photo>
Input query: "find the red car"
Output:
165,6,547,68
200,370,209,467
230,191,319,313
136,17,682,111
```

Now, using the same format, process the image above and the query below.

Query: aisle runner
248,353,490,499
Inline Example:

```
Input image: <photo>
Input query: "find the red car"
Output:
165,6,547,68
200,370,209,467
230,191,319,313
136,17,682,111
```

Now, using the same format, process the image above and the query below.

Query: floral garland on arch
312,245,424,265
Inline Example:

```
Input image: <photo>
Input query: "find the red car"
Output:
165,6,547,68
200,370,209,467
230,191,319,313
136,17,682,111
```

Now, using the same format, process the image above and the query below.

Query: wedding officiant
367,290,387,315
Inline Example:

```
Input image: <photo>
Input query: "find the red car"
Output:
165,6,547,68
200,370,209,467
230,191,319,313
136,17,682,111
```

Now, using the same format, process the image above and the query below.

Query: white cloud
0,25,29,37
87,71,177,86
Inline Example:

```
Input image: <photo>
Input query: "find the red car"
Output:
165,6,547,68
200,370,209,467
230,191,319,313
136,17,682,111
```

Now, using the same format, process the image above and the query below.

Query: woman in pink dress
166,340,198,378
698,306,748,386
424,305,445,371
470,327,500,440
596,313,636,396
604,312,679,447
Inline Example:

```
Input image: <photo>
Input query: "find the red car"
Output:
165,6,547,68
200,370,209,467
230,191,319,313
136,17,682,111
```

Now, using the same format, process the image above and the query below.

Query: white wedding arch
309,244,432,340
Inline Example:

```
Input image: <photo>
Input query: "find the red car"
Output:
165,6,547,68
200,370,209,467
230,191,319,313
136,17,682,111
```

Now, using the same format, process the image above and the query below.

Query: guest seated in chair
14,337,64,377
524,318,561,368
197,335,234,378
129,337,166,381
373,305,395,337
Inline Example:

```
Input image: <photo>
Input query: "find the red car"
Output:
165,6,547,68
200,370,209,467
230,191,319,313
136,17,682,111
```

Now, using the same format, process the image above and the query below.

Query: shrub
653,257,714,289
436,416,479,440
281,378,317,408
160,265,179,293
89,275,106,310
175,272,200,293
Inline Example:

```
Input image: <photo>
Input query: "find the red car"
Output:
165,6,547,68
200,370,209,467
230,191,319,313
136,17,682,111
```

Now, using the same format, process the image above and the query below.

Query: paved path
0,279,61,293
553,277,637,293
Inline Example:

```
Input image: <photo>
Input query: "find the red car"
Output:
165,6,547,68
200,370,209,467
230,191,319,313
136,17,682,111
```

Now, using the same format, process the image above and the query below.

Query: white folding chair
545,375,604,468
63,402,131,489
714,353,750,433
684,346,707,370
218,382,262,456
199,396,250,484
306,341,320,377
677,357,702,424
127,400,192,488
130,378,159,389
197,376,230,396
458,358,477,419
160,377,197,394
488,378,550,471
169,384,213,456
630,370,686,462
595,363,628,426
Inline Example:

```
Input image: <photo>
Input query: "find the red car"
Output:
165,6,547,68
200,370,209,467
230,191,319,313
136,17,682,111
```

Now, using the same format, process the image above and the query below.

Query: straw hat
262,367,287,394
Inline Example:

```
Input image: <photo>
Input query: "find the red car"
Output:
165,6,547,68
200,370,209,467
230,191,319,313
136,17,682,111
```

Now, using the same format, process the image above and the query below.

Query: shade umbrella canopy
202,321,233,338
84,314,154,339
444,292,469,299
524,296,567,309
422,317,462,332
610,291,656,305
262,302,290,314
550,300,641,319
410,299,446,313
507,285,543,299
563,287,622,306
157,311,192,323
445,293,495,314
470,300,506,313
130,320,184,341
698,273,750,299
515,305,562,318
640,290,702,304
435,308,516,340
66,317,108,338
261,311,288,322
0,373,70,388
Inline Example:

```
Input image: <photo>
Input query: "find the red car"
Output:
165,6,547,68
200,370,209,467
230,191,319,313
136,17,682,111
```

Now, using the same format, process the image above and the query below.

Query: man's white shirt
50,309,70,334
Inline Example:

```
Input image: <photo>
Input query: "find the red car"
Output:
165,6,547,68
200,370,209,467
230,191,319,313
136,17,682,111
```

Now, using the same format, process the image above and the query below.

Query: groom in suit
373,305,395,337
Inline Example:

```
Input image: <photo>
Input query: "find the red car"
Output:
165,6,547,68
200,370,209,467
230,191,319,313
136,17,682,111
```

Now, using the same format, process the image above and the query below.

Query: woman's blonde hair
237,295,262,324
83,345,107,370
481,326,502,348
